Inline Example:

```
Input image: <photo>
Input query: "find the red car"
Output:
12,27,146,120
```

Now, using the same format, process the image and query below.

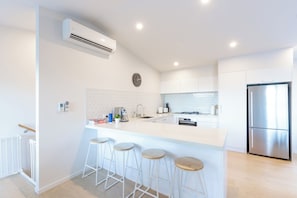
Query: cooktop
174,111,200,115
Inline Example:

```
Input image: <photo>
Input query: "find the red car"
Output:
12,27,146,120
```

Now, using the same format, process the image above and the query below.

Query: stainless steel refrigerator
247,83,291,160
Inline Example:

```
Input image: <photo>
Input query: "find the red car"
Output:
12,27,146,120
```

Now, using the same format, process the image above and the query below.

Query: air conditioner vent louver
63,18,116,56
69,33,113,53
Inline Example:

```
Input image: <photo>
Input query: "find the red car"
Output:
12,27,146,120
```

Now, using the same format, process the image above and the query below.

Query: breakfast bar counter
85,119,227,198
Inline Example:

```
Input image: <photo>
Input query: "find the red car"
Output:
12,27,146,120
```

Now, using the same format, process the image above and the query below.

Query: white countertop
86,118,227,148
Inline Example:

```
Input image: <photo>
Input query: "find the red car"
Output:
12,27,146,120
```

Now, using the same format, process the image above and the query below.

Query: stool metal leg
105,147,139,198
155,159,160,198
133,157,170,198
132,153,143,198
122,151,126,198
126,149,139,198
198,170,208,197
104,149,119,190
82,140,111,186
174,168,208,198
96,141,112,185
82,143,93,178
162,157,171,197
178,168,182,198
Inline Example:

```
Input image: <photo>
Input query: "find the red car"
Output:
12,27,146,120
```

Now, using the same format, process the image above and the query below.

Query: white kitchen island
85,118,227,198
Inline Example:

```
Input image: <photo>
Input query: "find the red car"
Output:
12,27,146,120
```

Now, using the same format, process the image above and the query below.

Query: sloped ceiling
1,0,297,71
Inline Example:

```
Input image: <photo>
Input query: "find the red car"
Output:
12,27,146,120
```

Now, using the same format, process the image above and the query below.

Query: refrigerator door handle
251,129,254,148
250,91,254,127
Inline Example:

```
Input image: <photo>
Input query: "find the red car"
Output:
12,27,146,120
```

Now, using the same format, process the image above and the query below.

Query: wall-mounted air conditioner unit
62,18,116,56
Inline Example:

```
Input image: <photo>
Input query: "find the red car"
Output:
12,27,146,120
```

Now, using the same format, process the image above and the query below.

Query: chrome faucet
136,104,144,117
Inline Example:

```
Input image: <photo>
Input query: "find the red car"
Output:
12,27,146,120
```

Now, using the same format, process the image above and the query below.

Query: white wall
0,25,35,137
37,7,160,193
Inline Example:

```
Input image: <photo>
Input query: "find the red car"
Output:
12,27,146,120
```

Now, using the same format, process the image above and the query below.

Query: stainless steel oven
178,118,197,126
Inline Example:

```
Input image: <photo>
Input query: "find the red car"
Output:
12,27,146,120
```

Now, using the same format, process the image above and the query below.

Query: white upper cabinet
160,80,181,94
160,65,218,94
198,76,218,92
179,78,199,93
160,77,217,94
246,67,292,84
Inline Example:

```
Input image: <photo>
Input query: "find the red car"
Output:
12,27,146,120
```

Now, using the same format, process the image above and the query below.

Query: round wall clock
132,73,142,87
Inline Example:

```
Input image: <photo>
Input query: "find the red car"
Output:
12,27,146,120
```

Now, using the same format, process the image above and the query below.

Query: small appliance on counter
210,105,219,115
120,108,129,122
165,103,170,112
113,107,129,122
158,107,163,114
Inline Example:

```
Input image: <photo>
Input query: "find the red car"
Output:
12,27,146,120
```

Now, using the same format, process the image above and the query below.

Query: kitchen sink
140,116,153,119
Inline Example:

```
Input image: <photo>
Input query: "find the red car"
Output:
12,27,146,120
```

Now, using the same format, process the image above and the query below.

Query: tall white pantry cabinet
218,48,294,153
218,71,247,152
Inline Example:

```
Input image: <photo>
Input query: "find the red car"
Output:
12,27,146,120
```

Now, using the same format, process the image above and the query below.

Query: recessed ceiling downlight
201,0,210,4
136,23,143,30
173,61,179,67
229,41,238,48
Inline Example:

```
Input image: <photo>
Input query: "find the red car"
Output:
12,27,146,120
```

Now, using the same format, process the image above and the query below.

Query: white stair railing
0,136,21,178
29,139,36,183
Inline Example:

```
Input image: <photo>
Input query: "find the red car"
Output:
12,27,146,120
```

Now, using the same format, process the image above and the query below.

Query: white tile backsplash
162,92,218,113
86,89,162,119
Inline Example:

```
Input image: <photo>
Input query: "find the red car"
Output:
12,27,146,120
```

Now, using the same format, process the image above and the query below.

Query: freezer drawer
248,128,289,159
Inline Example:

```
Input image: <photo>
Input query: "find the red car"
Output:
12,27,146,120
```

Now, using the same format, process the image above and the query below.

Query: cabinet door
198,76,218,92
179,78,199,93
160,80,180,94
218,71,247,152
160,78,199,94
246,67,292,84
160,76,217,94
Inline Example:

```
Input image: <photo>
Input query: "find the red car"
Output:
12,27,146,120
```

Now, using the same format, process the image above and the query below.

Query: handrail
18,124,36,133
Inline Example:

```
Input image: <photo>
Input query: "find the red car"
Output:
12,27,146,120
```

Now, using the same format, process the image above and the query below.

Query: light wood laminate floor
1,151,297,198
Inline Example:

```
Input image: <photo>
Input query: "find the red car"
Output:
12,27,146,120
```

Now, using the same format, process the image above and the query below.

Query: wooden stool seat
173,156,207,197
142,149,166,160
90,137,110,144
175,156,204,171
114,142,134,151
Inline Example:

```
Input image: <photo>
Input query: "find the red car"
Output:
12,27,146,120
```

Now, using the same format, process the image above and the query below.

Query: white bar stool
82,137,111,185
173,156,207,198
132,148,170,198
104,142,139,198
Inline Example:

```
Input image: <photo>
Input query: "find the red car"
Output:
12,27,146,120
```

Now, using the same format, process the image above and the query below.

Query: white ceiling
1,0,297,71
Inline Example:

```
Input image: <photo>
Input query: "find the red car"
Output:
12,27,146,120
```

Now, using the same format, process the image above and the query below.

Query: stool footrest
105,178,121,190
82,165,103,176
133,185,159,198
